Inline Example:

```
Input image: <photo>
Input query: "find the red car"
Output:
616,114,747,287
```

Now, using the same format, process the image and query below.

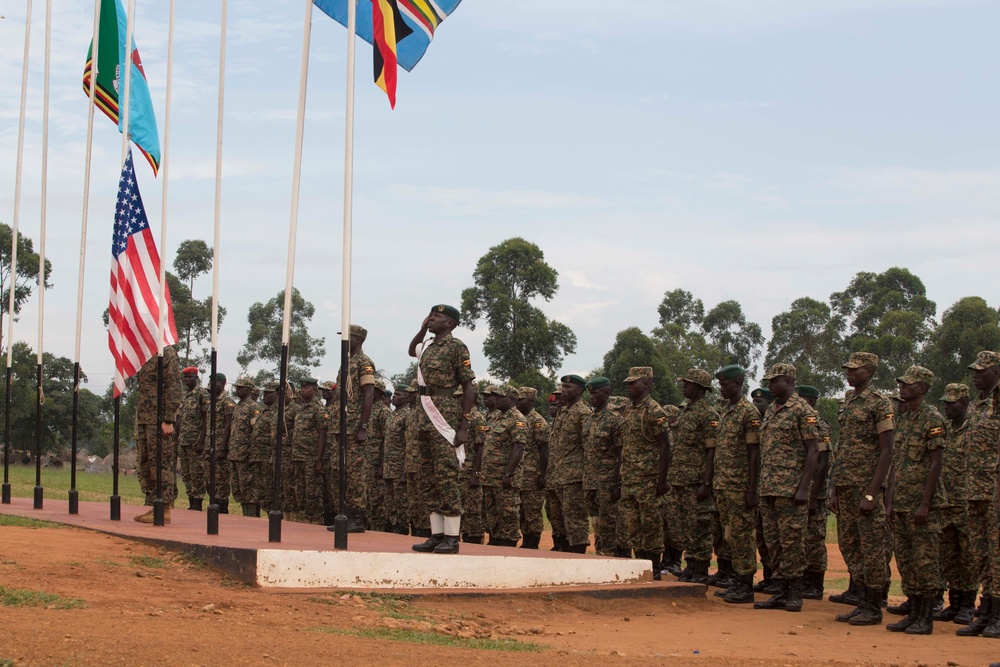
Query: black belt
417,386,456,397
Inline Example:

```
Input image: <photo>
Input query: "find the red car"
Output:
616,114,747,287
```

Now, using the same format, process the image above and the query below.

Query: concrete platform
0,497,703,597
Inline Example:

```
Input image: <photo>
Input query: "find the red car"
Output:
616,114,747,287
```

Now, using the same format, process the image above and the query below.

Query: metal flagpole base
333,512,348,549
1,484,10,504
110,495,121,521
68,489,79,514
153,498,165,526
268,509,282,543
207,503,219,535
33,485,43,509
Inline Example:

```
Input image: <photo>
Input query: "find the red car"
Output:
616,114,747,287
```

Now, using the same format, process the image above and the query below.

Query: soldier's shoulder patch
534,421,544,428
656,416,667,424
885,413,894,421
709,420,720,428
515,421,526,428
750,419,761,427
363,366,374,374
806,416,818,424
822,436,831,443
477,425,488,432
462,359,471,367
929,426,944,437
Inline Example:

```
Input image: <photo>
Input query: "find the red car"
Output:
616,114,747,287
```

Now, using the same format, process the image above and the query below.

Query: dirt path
0,524,996,667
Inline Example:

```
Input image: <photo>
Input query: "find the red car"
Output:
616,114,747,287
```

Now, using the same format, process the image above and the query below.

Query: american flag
108,150,177,396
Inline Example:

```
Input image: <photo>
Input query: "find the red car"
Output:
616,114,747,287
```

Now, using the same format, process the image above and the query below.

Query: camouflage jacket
481,407,527,487
759,394,820,497
464,407,489,477
135,346,183,425
521,409,550,490
382,404,410,480
290,398,330,462
833,387,895,488
620,395,670,480
965,386,1000,501
335,351,377,432
250,401,278,464
582,406,623,490
208,393,237,452
712,396,760,492
890,400,947,511
940,417,970,506
814,416,832,500
416,333,475,429
177,385,210,449
404,407,421,475
547,399,592,487
228,396,260,462
667,398,719,487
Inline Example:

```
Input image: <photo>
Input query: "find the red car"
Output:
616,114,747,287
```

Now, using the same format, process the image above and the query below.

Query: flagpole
270,0,314,544
206,0,228,536
333,0,358,551
69,0,104,517
2,0,33,506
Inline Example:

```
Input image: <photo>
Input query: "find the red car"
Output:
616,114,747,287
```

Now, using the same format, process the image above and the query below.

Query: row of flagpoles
2,0,463,542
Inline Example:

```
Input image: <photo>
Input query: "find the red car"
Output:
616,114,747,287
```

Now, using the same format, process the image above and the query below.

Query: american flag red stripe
108,150,177,396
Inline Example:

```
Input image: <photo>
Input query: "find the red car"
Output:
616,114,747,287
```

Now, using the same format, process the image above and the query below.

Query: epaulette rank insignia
750,419,761,427
462,359,471,367
515,421,526,428
806,416,818,424
710,421,720,428
929,426,944,437
656,416,667,424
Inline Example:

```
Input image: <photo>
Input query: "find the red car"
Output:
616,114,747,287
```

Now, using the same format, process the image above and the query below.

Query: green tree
602,327,680,407
237,288,326,382
657,288,705,331
702,300,765,377
922,296,1000,384
510,368,557,416
460,238,577,380
830,268,937,391
0,223,53,351
166,272,226,367
390,363,417,392
765,297,845,396
172,239,214,362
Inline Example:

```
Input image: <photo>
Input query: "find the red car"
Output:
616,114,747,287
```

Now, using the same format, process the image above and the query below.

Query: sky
1,0,998,394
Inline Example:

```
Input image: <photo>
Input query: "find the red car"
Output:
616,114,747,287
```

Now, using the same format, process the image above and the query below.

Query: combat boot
519,532,540,549
709,559,735,589
835,595,866,623
550,535,567,551
565,543,588,554
802,571,825,600
933,589,944,613
934,589,961,622
688,559,711,585
957,595,992,636
953,590,977,625
829,575,860,605
615,547,632,558
347,507,366,533
663,548,684,576
904,595,934,635
133,508,154,523
723,574,756,604
887,596,912,616
433,536,460,554
753,579,787,610
412,533,445,553
463,534,484,544
647,551,663,581
886,596,918,632
981,596,1000,639
678,559,696,582
218,499,229,514
240,503,251,516
849,586,884,626
412,527,431,538
753,565,773,593
187,495,198,510
784,577,804,612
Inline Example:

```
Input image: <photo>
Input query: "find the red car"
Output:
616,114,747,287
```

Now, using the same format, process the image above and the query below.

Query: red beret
182,367,200,375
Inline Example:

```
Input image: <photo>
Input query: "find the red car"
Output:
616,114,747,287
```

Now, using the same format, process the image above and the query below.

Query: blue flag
314,0,462,72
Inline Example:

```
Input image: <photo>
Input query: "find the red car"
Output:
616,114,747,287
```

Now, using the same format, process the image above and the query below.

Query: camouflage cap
795,385,820,399
374,379,386,392
405,380,418,393
623,367,653,383
716,364,745,381
482,384,503,396
762,363,797,381
232,374,256,388
842,351,879,369
940,383,970,402
677,368,713,391
751,388,772,400
350,324,368,342
897,365,935,385
518,386,538,400
967,350,1000,370
300,377,319,387
585,377,611,391
262,382,280,393
551,386,562,395
319,380,335,391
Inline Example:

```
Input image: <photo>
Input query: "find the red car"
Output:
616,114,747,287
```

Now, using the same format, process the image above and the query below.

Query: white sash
417,341,465,467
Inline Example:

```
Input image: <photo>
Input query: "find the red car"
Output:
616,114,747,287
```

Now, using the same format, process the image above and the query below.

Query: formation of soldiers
129,305,1000,639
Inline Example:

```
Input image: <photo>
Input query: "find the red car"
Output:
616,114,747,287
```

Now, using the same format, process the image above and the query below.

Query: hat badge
437,305,445,312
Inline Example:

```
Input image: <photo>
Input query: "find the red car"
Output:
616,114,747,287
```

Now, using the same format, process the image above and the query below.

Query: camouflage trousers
251,460,273,511
968,499,998,594
893,509,942,597
461,482,485,539
806,505,829,573
760,496,808,580
548,482,590,548
383,477,409,531
665,485,714,561
519,489,545,536
406,471,431,532
756,512,771,572
281,451,296,513
229,459,255,504
586,488,620,555
136,425,179,507
206,452,231,505
484,486,521,543
366,448,386,530
661,503,675,553
990,501,1000,596
178,445,206,499
938,504,976,591
713,508,732,561
324,459,340,520
715,489,758,576
293,460,327,524
546,490,564,540
835,486,888,589
343,433,368,512
620,477,663,553
415,421,462,517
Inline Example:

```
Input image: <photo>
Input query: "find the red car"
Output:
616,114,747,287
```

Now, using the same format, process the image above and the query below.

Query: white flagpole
270,0,314,543
157,0,176,358
3,0,34,505
119,0,135,166
69,0,103,515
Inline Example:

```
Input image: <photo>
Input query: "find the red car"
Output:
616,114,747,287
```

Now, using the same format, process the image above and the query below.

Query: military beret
677,368,713,391
897,365,935,385
300,377,319,387
968,350,1000,370
560,374,586,388
548,393,560,403
182,366,200,375
940,383,970,402
716,364,745,381
762,363,796,381
842,351,879,369
431,304,461,323
585,377,611,391
751,388,772,400
212,372,227,382
795,385,820,399
518,386,538,400
624,367,653,382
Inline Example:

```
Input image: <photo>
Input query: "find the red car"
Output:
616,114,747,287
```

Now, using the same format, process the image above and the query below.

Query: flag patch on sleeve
929,426,944,437
806,416,818,424
462,359,471,367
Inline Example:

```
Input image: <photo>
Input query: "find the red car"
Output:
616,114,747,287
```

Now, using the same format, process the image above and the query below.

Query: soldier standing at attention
177,366,209,511
477,386,527,547
751,387,776,593
583,377,624,556
209,373,236,514
666,369,720,584
712,365,761,604
229,376,261,517
660,403,683,576
408,305,476,555
291,378,331,524
457,385,487,544
250,382,279,514
934,383,977,625
334,324,377,533
831,352,895,625
796,385,832,601
754,363,819,613
404,381,431,537
367,381,391,531
516,387,549,550
382,388,412,534
617,367,670,578
133,345,183,523
546,374,593,553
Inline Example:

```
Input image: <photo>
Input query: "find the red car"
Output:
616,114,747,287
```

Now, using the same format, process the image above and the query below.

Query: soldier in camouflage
796,385,832,601
382,387,412,534
751,387,776,594
583,377,624,556
229,376,261,516
458,385,487,543
367,380,391,531
516,387,549,549
291,378,331,524
546,374,593,553
133,345,183,524
334,324,378,533
477,385,527,547
404,381,430,536
659,403,682,575
177,366,209,511
208,373,236,514
250,382,279,513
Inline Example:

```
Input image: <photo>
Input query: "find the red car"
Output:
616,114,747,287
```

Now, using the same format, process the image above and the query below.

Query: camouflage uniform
367,398,391,530
966,384,1000,597
665,398,720,562
482,404,527,543
519,407,550,539
228,386,260,506
938,404,976,593
659,405,681,558
282,398,300,513
382,403,411,532
806,417,832,574
759,393,820,581
713,396,761,576
250,395,278,510
890,393,947,597
335,352,377,514
583,405,624,555
207,391,237,505
405,404,429,532
134,346,183,507
291,397,331,523
619,395,670,552
547,398,593,548
461,405,488,541
835,385,895,591
177,382,210,500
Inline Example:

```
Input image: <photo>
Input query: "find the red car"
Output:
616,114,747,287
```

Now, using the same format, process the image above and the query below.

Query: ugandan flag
372,0,411,108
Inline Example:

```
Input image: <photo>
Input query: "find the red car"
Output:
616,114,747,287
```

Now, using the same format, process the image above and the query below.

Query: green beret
586,377,611,391
212,372,227,382
751,388,772,400
716,364,746,381
300,377,319,387
796,385,820,399
560,374,586,388
431,304,461,323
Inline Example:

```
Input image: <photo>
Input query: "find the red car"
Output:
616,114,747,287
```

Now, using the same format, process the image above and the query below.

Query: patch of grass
0,514,60,529
308,627,546,652
0,585,85,609
95,559,122,568
127,555,167,569
60,561,84,567
0,658,14,667
221,576,252,588
173,551,207,569
826,576,901,597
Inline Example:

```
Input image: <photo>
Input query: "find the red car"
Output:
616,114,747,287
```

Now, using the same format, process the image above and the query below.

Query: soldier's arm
408,317,430,358
506,424,527,480
914,430,945,525
162,350,184,422
357,384,375,442
795,438,819,505
220,405,234,454
656,430,670,496
810,450,830,510
865,403,896,513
